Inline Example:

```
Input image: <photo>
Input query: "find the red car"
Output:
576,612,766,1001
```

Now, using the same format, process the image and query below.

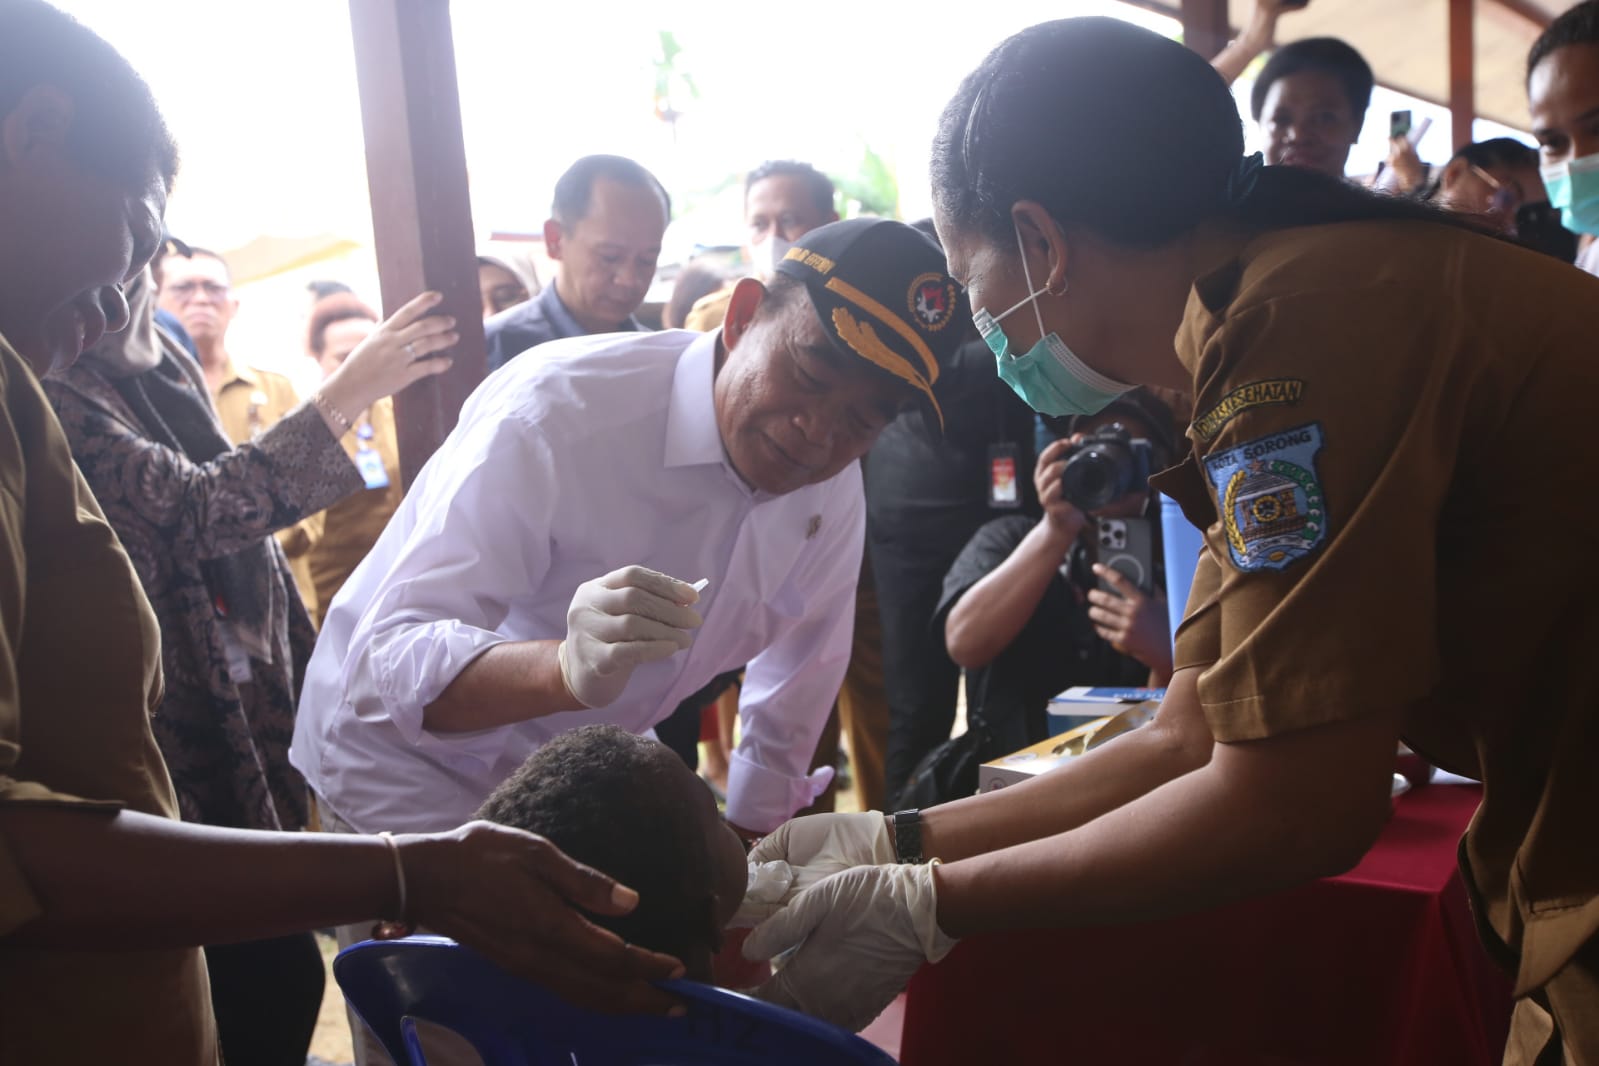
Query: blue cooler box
1160,493,1204,653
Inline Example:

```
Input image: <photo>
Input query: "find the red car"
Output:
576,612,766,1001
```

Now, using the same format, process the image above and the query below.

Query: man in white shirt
292,219,966,840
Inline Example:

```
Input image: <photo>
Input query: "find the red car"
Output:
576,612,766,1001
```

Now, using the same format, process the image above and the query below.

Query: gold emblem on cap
823,278,939,383
830,307,943,429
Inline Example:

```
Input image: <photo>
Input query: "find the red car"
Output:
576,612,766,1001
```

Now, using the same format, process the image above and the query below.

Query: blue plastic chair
333,935,897,1066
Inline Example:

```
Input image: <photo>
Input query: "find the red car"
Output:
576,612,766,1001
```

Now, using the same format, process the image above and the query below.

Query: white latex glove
734,812,896,925
743,863,957,1033
557,566,702,708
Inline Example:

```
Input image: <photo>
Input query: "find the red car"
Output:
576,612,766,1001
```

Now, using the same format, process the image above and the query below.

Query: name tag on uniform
355,446,389,490
988,443,1020,508
354,424,389,490
216,619,253,684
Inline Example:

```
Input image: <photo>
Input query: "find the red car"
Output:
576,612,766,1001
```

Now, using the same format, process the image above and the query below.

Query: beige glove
734,813,896,926
557,566,701,708
744,863,957,1033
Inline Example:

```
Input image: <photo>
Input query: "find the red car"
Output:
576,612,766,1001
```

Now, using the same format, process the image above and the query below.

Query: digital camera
1059,423,1156,512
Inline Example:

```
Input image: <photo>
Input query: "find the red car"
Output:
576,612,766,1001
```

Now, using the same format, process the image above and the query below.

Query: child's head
476,725,747,979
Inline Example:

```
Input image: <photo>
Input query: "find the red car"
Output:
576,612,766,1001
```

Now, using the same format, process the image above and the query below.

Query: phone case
1094,517,1155,595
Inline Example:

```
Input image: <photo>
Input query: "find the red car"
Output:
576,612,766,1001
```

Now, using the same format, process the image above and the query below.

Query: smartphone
1390,109,1413,140
1094,517,1155,596
1280,0,1311,7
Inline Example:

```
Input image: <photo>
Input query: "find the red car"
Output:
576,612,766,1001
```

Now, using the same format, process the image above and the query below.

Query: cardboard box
981,700,1161,792
1047,686,1166,736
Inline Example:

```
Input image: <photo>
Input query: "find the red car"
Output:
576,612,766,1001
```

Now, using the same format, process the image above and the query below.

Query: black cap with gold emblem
774,218,965,428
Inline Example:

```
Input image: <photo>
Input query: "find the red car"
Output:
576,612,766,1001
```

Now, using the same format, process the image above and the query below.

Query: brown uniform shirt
0,338,216,1063
208,356,319,611
1153,221,1599,1056
303,397,404,626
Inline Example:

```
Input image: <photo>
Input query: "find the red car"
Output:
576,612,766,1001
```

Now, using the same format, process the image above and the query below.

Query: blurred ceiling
1130,0,1582,130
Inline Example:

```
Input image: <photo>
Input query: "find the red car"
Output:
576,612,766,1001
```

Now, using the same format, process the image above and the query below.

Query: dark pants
865,398,1039,804
654,695,703,772
205,932,325,1066
656,670,745,772
875,546,965,806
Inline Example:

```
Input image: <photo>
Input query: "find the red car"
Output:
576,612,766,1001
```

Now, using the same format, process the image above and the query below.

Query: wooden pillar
1182,0,1231,61
348,0,487,487
1449,0,1476,150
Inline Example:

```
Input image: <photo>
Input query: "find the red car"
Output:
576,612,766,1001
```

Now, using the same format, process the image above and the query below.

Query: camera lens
1061,449,1123,511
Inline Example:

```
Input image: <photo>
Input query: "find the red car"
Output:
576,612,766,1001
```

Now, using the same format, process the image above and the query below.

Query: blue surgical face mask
972,224,1134,417
1540,151,1599,236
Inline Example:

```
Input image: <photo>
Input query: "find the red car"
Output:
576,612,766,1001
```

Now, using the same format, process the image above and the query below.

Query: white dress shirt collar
665,329,777,502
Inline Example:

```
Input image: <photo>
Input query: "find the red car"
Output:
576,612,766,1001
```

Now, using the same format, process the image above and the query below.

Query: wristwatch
892,809,924,864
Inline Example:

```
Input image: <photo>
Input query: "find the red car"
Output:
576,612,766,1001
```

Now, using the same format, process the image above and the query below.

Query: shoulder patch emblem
908,273,958,333
1191,378,1305,441
1203,422,1327,572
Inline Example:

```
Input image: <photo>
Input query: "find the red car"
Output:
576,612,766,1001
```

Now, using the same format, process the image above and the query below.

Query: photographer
939,393,1177,762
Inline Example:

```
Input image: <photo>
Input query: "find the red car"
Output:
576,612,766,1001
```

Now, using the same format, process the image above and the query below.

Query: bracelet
312,391,353,437
377,831,408,922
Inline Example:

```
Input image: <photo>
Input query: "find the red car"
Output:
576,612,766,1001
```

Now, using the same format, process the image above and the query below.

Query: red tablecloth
900,785,1511,1066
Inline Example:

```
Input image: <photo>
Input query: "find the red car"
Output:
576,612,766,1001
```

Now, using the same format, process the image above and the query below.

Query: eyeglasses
1469,165,1521,213
165,280,231,300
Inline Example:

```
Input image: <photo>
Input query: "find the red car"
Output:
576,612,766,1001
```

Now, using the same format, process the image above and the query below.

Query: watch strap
892,808,924,864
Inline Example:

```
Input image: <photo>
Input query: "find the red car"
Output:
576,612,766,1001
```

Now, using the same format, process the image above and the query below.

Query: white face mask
750,234,794,281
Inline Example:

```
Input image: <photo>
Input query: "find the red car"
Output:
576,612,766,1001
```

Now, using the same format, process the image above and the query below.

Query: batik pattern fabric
45,353,361,830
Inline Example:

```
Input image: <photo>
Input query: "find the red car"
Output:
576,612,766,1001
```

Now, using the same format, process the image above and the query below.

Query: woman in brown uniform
743,18,1599,1063
0,5,682,1063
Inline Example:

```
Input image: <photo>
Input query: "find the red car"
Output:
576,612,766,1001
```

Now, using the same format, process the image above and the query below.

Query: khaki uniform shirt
1153,221,1599,1059
209,356,318,611
0,337,216,1063
302,397,404,626
684,284,735,332
210,355,300,448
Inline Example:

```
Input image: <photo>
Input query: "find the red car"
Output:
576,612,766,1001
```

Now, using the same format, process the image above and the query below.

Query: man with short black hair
484,154,670,371
156,246,300,444
686,159,839,331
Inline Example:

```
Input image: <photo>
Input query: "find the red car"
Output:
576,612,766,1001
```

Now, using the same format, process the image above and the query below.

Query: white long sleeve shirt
290,329,861,834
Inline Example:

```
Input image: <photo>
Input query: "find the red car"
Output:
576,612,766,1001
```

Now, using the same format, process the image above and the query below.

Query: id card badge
353,425,390,490
988,442,1021,509
216,619,253,685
